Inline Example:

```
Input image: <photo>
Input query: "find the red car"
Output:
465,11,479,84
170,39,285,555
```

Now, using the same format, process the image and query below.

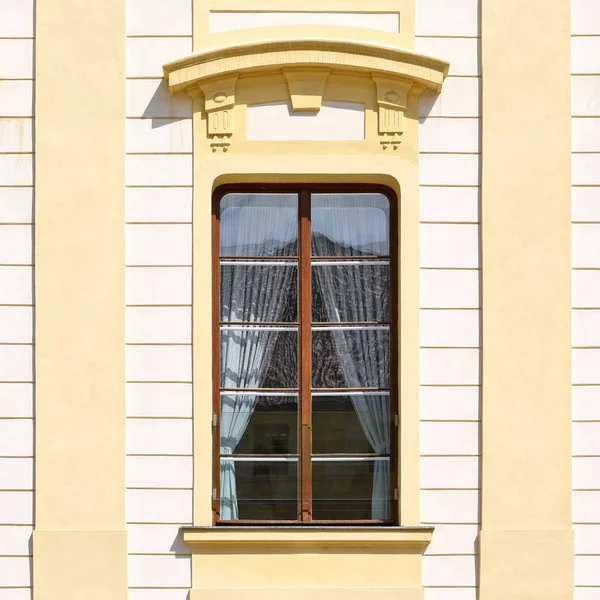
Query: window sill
181,525,434,549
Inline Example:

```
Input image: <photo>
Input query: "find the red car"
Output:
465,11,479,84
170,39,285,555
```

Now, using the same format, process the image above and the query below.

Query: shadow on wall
418,89,440,122
143,79,447,129
170,529,189,554
142,80,191,128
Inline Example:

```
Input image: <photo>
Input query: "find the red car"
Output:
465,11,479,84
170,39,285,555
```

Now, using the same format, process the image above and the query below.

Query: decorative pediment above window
163,38,449,152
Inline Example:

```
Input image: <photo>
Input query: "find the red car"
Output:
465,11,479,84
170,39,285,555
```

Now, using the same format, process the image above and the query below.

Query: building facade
0,0,598,598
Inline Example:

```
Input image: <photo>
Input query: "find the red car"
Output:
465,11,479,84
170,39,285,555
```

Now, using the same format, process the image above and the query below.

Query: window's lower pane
312,392,390,454
220,326,298,389
220,458,298,521
312,327,390,389
312,458,390,521
220,393,298,455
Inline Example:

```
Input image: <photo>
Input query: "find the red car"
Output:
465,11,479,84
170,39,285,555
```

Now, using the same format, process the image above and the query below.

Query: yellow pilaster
480,1,573,597
33,0,128,598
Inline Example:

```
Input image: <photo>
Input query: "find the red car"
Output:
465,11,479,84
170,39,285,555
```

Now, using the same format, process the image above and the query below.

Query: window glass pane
220,393,298,455
312,260,389,323
312,326,390,389
220,458,298,520
221,261,298,322
221,326,298,389
312,458,390,520
220,193,298,256
311,193,389,256
312,393,390,454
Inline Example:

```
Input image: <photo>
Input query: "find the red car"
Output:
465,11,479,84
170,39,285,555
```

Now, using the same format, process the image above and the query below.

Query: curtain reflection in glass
220,193,298,256
312,327,389,389
221,328,298,390
312,261,389,322
221,262,297,322
311,193,389,256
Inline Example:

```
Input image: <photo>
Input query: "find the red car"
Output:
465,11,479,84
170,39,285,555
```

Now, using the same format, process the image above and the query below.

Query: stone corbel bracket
188,75,238,152
372,75,426,150
163,39,449,150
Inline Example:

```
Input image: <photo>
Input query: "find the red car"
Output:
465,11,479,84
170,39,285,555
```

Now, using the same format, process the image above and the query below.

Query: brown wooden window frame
212,183,399,525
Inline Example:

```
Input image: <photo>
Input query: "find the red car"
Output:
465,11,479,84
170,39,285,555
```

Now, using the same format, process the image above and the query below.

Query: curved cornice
163,37,449,96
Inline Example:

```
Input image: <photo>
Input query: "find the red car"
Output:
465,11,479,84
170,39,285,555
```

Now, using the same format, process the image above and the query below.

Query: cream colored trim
192,156,421,527
164,38,448,96
480,0,573,597
182,526,434,548
33,0,127,597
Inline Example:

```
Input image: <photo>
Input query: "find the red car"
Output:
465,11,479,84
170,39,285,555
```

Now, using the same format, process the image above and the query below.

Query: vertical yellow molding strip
480,1,573,598
33,0,128,598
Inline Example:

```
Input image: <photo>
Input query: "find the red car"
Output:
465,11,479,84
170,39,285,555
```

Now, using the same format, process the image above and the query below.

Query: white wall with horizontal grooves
0,0,35,598
416,0,480,598
572,1,600,597
126,0,193,597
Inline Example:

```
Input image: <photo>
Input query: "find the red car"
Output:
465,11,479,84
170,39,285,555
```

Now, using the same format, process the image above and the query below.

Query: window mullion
299,189,312,522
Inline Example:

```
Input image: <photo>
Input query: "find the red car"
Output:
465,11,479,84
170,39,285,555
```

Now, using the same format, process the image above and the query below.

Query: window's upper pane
311,193,390,256
220,193,298,256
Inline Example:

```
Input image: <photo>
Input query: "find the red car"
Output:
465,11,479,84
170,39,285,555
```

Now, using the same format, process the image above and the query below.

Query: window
213,185,397,524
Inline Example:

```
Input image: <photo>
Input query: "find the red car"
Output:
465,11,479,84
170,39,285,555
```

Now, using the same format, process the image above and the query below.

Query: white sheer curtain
219,394,259,519
311,194,389,257
346,393,390,519
219,197,297,518
312,199,391,520
220,193,297,257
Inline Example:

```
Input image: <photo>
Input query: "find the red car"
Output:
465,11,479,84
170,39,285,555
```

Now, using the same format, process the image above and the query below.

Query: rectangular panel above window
209,12,400,34
246,101,366,142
